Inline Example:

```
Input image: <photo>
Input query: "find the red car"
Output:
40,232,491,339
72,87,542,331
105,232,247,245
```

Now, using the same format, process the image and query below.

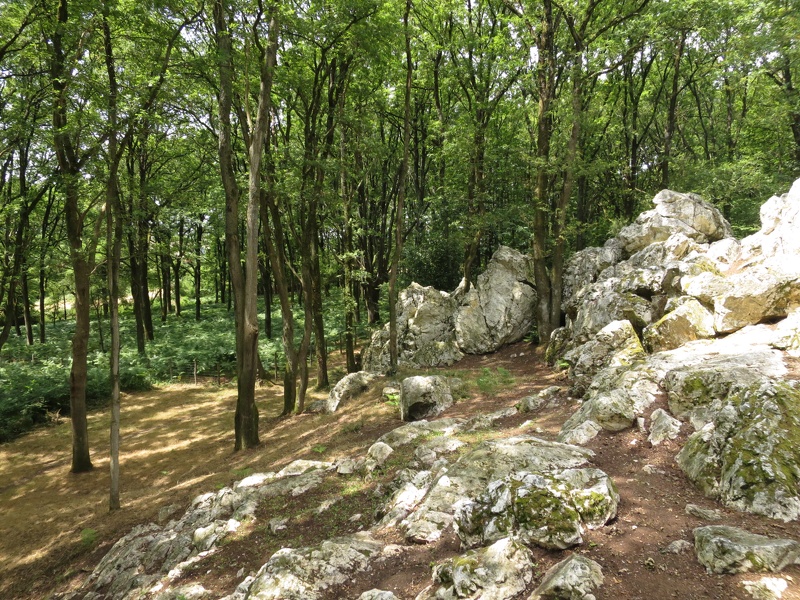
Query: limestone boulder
694,526,800,574
643,296,715,353
529,554,604,600
563,320,645,394
676,380,800,521
235,532,400,600
570,284,653,344
417,537,535,600
73,460,332,600
400,376,456,421
561,241,623,312
648,408,682,446
453,468,618,550
741,178,800,261
359,591,400,600
616,189,732,255
377,418,467,448
455,246,537,354
681,256,800,334
558,363,662,444
401,436,594,543
307,371,379,414
363,283,463,372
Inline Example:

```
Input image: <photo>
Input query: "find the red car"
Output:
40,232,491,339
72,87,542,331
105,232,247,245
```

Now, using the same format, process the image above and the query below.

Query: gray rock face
616,189,732,255
72,460,332,600
694,526,800,574
307,371,379,413
239,532,399,600
558,362,662,444
563,320,644,394
363,283,463,372
377,418,467,447
677,380,800,521
561,242,624,314
741,178,800,261
682,257,800,334
401,436,594,543
529,554,604,600
455,246,537,354
648,408,682,446
417,536,535,600
454,468,618,550
400,375,456,421
643,296,715,352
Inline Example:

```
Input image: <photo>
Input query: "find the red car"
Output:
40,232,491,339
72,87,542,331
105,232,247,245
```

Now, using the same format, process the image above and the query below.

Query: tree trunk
195,221,203,321
530,0,556,345
50,0,93,472
389,0,412,374
661,31,686,189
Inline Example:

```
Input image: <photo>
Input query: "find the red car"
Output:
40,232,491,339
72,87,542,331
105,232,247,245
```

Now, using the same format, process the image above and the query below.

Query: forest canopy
0,0,798,467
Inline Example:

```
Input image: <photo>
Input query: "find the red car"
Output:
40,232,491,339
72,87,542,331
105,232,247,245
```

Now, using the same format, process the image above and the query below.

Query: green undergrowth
0,288,377,444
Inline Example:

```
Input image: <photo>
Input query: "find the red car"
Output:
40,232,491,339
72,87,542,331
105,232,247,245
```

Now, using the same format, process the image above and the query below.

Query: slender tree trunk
195,221,203,321
38,267,46,343
389,0,412,374
530,0,556,345
51,0,93,473
661,31,686,189
21,268,33,345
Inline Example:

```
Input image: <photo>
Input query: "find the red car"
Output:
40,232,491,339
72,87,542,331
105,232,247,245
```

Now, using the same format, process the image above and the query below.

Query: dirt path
2,343,800,600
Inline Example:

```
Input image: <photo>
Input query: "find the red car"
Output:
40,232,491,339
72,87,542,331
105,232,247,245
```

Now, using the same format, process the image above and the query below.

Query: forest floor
2,342,800,600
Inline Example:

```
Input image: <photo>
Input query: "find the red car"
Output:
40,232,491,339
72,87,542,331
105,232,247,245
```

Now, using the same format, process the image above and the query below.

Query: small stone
349,513,363,523
664,539,694,554
685,503,723,521
268,518,287,534
358,591,400,600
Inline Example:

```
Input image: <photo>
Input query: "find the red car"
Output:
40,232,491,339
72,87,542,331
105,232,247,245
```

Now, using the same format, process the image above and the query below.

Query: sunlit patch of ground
0,343,557,599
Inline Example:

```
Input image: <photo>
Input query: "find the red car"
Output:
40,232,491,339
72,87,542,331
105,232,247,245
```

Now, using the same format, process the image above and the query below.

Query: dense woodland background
0,0,798,475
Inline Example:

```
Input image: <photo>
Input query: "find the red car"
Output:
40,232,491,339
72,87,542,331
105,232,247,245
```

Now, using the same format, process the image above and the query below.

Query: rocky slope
58,179,800,600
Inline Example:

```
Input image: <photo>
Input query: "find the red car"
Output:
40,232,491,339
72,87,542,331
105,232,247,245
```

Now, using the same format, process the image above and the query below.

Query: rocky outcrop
676,380,800,521
454,246,537,354
400,375,457,421
363,283,463,372
63,461,332,600
398,436,600,544
694,526,800,574
552,180,800,527
454,468,618,550
364,246,537,372
224,533,401,600
616,189,732,254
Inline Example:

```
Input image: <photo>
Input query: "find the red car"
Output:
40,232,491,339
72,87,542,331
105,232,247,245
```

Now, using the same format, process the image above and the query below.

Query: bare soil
2,342,800,600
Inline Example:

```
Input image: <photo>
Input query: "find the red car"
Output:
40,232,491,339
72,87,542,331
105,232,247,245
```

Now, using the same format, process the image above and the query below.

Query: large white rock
240,532,399,600
616,189,732,255
643,296,715,352
563,320,645,394
677,380,800,521
694,526,800,574
453,468,618,550
455,246,537,354
741,178,800,261
363,283,463,372
307,371,379,414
